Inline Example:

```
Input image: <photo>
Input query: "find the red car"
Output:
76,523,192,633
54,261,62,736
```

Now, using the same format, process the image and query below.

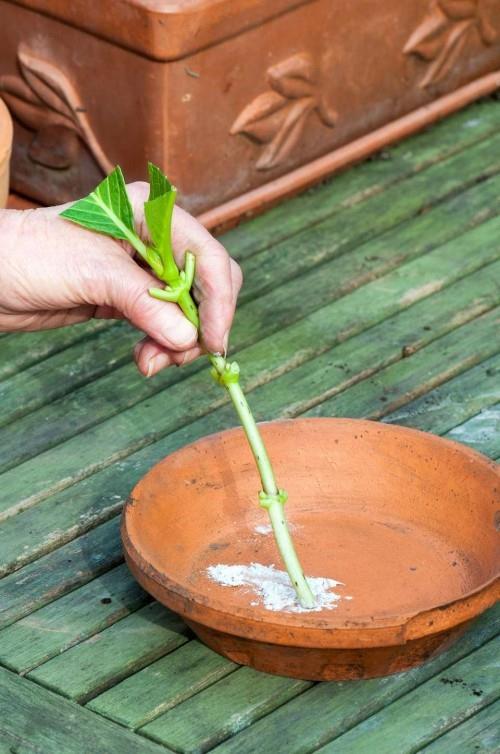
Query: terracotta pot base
186,620,470,681
123,419,499,681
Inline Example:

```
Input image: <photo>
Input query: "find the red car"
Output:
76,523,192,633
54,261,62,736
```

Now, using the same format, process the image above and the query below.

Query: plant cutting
61,163,316,609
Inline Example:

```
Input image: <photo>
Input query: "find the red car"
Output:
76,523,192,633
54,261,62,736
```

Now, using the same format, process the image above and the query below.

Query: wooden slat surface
0,99,499,754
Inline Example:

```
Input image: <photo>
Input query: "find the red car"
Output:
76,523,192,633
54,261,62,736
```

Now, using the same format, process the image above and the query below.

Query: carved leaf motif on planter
0,46,113,172
405,0,498,88
230,53,337,171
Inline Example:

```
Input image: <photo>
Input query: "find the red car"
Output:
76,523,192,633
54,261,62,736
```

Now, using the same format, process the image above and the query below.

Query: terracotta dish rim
123,419,499,649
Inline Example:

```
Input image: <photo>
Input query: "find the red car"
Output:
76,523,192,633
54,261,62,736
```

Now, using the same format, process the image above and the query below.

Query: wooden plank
211,605,499,754
0,516,122,630
0,320,111,382
233,171,500,348
252,259,500,420
445,403,500,460
28,602,189,703
305,309,500,422
0,253,498,579
0,322,137,428
385,354,500,436
418,701,500,753
315,636,500,754
223,98,500,261
0,666,169,754
0,564,148,673
3,171,499,479
140,667,311,753
0,353,198,478
2,201,500,523
87,641,237,729
238,130,500,304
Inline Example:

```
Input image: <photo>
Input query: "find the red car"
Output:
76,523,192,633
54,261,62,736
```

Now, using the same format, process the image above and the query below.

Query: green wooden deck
0,98,499,754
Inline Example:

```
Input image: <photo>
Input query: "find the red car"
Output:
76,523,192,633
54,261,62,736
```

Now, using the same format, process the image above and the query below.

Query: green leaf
147,162,172,201
60,166,141,250
144,164,179,283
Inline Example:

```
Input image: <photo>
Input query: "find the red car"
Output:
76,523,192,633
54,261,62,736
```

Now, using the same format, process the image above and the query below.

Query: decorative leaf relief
405,0,499,88
0,45,113,173
230,53,337,171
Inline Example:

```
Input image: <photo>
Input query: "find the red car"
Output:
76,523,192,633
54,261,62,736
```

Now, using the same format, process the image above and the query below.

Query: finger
230,257,244,308
134,336,203,377
171,206,241,353
97,253,198,352
133,338,173,376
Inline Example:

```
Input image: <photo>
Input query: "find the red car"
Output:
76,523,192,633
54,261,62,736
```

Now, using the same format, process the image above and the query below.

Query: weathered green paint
254,260,500,419
316,636,500,754
0,666,170,754
238,131,500,304
445,403,500,459
0,320,111,382
419,701,500,753
223,98,500,261
140,667,311,753
305,309,500,421
0,516,122,630
385,354,500,435
0,322,137,427
0,564,148,673
28,602,188,703
87,641,237,729
212,605,499,754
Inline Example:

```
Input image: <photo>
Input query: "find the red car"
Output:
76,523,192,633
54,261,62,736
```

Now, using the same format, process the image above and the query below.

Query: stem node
259,489,288,510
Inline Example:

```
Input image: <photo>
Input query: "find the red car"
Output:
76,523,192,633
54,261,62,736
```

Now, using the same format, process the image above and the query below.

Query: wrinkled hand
0,183,242,376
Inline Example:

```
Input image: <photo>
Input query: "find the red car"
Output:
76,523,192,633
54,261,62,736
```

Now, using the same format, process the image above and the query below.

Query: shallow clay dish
122,418,499,680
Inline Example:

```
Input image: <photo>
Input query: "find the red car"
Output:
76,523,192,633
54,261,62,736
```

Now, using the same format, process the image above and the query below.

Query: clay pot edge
121,419,499,649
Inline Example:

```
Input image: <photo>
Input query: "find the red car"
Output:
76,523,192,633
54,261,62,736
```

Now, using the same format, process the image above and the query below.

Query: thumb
98,252,198,351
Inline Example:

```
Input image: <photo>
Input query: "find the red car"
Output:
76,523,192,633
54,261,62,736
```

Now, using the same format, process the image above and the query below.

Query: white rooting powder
206,562,350,613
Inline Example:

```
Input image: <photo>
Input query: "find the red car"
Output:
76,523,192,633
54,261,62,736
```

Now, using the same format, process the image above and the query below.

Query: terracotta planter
123,418,500,681
0,1,499,222
0,97,12,209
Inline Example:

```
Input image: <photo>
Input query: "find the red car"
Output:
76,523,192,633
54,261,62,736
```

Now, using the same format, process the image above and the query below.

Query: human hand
0,183,242,376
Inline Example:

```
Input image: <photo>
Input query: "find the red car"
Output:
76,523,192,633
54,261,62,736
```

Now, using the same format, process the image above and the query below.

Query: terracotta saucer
122,418,499,680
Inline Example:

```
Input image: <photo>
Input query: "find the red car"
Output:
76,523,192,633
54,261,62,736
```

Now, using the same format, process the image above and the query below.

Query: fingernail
169,319,197,350
146,356,157,378
222,330,229,354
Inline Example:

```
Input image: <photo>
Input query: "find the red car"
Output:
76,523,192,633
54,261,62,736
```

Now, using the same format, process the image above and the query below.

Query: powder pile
207,562,350,613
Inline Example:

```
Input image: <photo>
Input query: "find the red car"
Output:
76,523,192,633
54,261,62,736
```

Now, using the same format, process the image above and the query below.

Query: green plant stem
210,355,316,608
152,269,316,609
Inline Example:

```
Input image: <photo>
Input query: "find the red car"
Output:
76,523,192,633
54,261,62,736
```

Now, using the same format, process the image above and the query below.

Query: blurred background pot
0,1,499,225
